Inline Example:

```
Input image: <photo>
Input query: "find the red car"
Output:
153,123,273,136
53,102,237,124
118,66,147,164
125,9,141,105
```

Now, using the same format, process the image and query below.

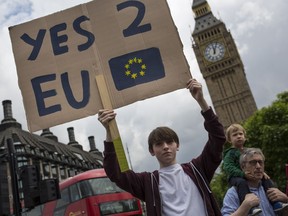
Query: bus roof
60,168,107,189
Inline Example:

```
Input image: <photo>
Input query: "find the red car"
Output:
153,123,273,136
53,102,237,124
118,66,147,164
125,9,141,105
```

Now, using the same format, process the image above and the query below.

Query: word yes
21,15,94,60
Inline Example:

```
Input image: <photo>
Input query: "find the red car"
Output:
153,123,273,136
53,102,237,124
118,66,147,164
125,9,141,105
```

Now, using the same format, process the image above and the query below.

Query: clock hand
212,43,217,54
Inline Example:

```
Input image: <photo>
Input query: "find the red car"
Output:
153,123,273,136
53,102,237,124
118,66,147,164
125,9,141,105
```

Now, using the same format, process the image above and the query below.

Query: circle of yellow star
124,57,147,79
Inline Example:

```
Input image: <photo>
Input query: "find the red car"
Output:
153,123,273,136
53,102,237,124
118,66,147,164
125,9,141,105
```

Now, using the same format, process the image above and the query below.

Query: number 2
117,1,152,37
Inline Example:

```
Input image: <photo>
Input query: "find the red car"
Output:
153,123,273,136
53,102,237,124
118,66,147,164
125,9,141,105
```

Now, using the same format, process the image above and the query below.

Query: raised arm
186,78,209,112
186,79,226,181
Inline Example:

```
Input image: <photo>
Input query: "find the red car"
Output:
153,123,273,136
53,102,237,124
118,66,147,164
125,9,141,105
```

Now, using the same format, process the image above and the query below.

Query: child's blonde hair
225,123,246,142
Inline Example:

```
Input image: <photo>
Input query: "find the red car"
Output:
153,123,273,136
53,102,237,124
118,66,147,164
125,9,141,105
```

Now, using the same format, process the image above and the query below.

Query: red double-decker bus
25,169,145,216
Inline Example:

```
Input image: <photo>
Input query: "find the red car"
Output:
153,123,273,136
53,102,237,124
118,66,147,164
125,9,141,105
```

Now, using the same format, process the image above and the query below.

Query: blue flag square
109,48,165,91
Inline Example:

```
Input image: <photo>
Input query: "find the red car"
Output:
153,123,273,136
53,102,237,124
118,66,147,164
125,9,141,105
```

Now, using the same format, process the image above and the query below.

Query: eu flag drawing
109,48,165,91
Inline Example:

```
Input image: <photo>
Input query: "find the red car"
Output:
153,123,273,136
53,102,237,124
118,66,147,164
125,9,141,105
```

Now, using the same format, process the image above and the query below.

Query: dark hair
148,126,179,151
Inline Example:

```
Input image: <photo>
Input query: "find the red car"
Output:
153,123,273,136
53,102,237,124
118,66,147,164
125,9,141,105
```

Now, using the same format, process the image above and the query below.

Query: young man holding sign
98,79,226,216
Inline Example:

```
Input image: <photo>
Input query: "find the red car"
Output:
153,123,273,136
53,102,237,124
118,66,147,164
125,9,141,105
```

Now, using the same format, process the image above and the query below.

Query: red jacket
103,108,225,216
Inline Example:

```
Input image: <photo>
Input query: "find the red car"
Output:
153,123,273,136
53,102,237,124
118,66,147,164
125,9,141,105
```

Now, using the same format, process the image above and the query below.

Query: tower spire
191,0,221,35
192,0,208,9
192,0,210,17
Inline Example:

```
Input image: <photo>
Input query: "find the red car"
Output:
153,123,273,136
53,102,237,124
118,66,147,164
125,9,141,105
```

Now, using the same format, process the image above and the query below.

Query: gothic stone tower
191,0,257,128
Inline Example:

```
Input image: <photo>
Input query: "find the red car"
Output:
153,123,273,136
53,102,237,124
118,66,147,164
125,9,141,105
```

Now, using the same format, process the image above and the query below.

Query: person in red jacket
98,78,226,216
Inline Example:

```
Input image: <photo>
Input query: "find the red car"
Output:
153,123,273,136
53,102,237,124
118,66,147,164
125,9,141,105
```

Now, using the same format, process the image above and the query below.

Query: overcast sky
0,0,287,172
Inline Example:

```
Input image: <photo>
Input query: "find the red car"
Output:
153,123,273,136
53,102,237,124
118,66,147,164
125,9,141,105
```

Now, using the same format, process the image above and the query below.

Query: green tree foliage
210,164,228,208
244,91,288,191
210,91,288,207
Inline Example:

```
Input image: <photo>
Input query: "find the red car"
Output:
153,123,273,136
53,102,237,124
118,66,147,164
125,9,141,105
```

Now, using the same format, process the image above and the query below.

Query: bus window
78,180,92,198
89,177,124,195
69,184,80,202
54,187,69,216
99,199,140,215
24,204,44,216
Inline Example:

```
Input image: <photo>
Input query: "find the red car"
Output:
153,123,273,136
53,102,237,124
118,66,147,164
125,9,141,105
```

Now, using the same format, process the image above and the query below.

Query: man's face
230,130,246,148
243,154,265,180
150,141,178,168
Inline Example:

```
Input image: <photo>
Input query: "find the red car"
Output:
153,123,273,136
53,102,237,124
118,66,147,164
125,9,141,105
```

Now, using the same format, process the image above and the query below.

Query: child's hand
244,171,255,180
263,172,270,180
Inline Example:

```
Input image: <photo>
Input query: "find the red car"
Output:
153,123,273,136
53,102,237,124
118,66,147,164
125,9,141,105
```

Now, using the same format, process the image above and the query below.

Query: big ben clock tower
191,0,257,128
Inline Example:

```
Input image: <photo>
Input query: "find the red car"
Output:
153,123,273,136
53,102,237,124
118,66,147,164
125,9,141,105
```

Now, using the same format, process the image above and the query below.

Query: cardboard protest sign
9,0,191,132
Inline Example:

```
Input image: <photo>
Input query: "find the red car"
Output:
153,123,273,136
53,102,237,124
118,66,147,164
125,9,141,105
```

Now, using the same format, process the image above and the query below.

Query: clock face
204,42,225,62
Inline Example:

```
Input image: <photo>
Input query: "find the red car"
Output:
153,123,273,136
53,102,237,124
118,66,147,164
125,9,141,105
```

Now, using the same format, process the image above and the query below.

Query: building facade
191,0,257,128
0,100,103,215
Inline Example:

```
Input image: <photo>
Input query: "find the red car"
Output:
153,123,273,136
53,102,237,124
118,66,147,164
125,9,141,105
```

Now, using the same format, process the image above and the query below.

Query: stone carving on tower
191,0,257,128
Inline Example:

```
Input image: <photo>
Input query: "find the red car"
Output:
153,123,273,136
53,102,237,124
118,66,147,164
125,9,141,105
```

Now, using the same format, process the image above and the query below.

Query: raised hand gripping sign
9,0,191,171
